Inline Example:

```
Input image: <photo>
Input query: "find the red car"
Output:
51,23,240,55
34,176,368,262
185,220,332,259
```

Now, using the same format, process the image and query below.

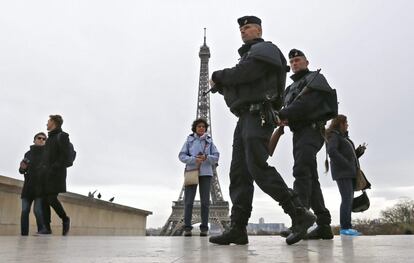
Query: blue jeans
184,176,211,231
21,198,45,235
336,178,355,229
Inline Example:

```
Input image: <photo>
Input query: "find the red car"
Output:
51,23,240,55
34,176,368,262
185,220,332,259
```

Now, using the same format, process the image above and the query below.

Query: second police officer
278,49,335,239
209,16,316,245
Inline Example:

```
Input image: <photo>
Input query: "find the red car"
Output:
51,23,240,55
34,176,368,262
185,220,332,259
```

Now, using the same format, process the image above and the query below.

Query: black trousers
42,194,68,226
229,111,292,226
292,125,331,225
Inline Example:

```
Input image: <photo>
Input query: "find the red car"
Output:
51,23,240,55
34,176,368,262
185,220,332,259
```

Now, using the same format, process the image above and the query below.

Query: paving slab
0,235,412,263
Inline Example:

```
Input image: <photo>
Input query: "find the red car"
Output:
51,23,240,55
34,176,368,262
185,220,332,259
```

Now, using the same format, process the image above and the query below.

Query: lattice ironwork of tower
159,29,230,236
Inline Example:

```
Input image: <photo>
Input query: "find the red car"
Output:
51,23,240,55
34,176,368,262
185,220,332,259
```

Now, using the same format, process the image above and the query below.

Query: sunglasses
36,137,46,141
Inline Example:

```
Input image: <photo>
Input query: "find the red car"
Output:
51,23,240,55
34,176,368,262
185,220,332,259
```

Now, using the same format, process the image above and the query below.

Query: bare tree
381,198,414,224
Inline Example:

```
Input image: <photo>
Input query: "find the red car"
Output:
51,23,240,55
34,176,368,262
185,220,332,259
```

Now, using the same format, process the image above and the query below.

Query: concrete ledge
0,175,152,236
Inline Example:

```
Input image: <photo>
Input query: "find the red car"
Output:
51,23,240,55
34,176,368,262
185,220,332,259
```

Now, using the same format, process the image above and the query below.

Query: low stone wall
0,175,152,236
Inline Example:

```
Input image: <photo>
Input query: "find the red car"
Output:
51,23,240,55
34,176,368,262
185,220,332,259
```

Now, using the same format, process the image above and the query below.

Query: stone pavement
1,235,412,263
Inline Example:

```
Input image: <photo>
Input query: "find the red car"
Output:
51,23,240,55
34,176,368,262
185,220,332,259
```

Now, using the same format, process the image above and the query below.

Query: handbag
183,140,209,186
352,190,370,212
184,169,199,186
354,168,371,191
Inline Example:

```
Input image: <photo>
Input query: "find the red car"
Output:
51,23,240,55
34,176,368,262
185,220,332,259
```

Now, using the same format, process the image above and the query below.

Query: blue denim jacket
178,133,219,176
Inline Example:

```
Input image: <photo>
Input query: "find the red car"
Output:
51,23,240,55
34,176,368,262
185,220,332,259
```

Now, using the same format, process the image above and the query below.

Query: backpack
58,132,76,168
319,88,338,122
298,71,338,122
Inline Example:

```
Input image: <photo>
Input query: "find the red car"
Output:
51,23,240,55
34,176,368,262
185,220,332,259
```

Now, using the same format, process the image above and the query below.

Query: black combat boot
286,208,316,245
280,217,295,237
305,224,334,240
209,223,248,245
280,227,292,238
280,190,316,245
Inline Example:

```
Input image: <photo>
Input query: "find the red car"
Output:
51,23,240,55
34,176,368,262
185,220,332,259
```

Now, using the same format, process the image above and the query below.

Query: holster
239,102,280,127
260,102,280,126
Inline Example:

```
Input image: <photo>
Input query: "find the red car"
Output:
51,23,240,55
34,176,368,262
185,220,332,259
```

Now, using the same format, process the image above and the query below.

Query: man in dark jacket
19,132,48,235
209,16,315,246
278,49,334,239
41,114,71,235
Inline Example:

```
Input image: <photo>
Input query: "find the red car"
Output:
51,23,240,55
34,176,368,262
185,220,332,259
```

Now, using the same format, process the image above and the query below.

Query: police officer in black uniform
278,49,334,239
208,16,315,246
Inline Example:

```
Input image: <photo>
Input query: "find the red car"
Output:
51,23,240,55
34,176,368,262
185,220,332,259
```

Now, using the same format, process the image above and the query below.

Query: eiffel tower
160,29,230,236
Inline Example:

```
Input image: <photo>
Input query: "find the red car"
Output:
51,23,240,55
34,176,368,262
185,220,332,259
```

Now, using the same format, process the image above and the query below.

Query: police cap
237,16,262,27
288,49,306,59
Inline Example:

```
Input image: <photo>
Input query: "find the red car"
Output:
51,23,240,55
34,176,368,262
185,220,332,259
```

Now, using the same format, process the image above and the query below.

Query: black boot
62,217,70,236
280,189,316,245
209,223,248,245
280,217,295,237
305,225,333,240
280,227,292,238
286,208,316,245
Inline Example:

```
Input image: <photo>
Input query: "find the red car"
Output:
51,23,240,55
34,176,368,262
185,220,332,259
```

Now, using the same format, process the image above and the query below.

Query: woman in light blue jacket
179,118,219,237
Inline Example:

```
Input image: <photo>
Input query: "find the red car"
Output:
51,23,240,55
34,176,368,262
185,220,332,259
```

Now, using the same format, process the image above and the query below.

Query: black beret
237,16,261,27
288,49,306,59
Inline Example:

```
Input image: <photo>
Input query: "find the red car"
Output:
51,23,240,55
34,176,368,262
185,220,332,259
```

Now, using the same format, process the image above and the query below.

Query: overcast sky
1,0,413,228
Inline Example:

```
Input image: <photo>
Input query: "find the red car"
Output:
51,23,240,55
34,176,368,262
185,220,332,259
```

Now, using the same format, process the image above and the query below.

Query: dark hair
191,118,209,133
326,114,347,139
33,132,47,141
49,115,63,128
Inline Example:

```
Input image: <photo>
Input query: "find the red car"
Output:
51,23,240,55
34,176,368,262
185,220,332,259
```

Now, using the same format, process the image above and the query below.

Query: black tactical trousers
229,111,292,226
292,125,331,225
42,194,69,225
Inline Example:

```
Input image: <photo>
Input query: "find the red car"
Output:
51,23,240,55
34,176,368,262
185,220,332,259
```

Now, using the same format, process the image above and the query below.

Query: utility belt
235,102,279,126
290,120,326,133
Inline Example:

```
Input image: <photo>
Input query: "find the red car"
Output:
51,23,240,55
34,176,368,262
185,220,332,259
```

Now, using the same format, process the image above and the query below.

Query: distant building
247,218,286,235
146,228,162,236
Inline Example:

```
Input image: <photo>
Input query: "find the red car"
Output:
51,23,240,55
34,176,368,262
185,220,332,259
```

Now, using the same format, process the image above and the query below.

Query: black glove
210,84,222,94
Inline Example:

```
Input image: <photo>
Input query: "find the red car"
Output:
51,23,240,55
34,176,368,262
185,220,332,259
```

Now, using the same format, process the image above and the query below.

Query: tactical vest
222,41,288,114
284,71,338,123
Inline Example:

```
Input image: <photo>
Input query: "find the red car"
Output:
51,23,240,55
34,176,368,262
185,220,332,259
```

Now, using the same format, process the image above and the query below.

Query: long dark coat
326,130,362,180
19,145,45,199
42,128,69,194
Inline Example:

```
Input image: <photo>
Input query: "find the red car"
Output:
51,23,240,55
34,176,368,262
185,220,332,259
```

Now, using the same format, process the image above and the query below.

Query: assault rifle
268,69,321,156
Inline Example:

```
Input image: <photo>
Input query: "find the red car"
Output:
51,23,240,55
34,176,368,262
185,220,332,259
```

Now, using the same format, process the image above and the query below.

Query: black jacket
42,128,70,194
19,145,45,199
279,69,332,131
327,130,363,180
212,38,287,115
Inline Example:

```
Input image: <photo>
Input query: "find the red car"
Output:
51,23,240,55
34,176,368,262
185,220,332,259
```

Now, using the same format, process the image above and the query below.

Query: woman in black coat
326,114,366,236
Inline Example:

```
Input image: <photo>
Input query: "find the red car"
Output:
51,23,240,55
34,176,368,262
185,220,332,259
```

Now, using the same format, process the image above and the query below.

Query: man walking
278,49,334,239
42,115,71,235
209,16,315,245
19,132,48,235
